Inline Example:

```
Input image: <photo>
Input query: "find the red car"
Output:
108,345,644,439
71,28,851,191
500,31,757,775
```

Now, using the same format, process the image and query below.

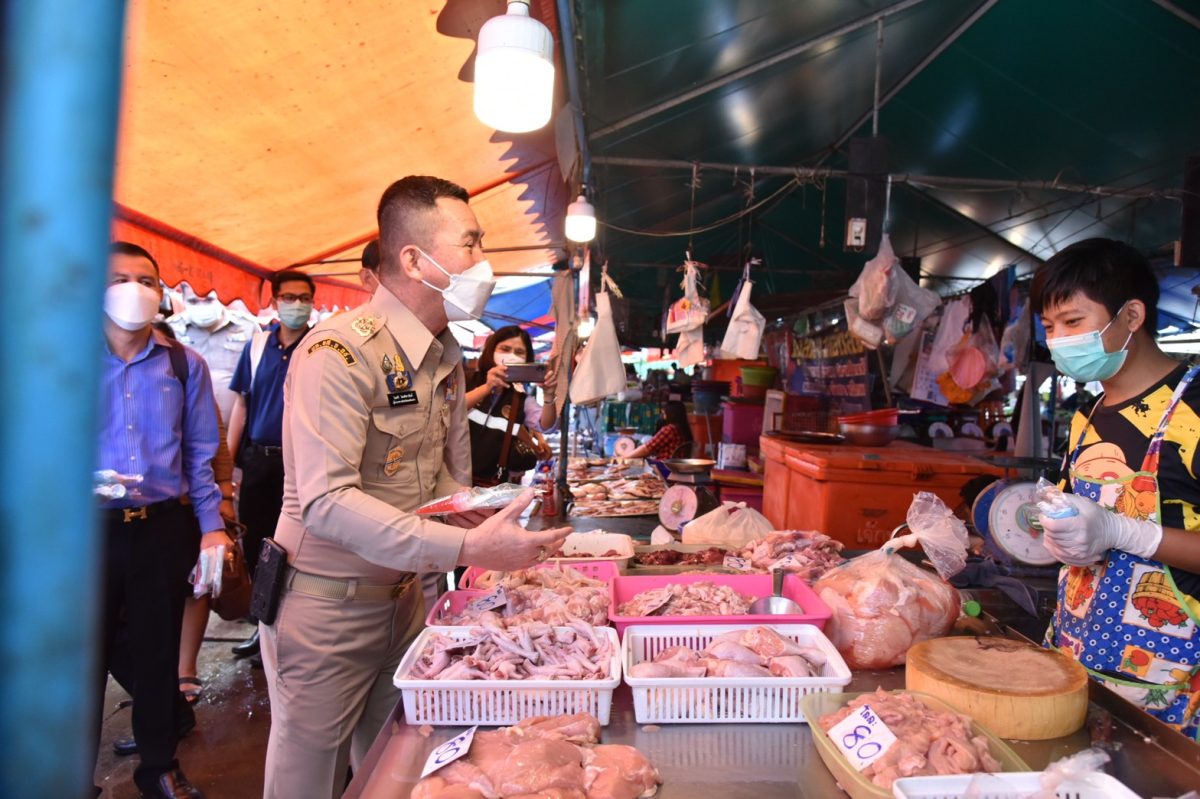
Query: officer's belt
286,567,415,602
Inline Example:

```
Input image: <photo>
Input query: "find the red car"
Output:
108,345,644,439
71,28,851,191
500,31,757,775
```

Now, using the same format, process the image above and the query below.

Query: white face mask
495,352,526,366
105,282,161,331
184,299,224,328
416,248,495,321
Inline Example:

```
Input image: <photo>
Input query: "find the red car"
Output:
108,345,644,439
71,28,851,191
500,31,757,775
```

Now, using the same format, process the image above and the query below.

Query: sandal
178,676,203,705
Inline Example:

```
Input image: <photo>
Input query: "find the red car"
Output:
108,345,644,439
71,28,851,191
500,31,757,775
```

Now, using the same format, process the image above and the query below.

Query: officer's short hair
376,176,470,276
270,270,316,297
1030,237,1159,331
362,239,380,272
111,241,159,276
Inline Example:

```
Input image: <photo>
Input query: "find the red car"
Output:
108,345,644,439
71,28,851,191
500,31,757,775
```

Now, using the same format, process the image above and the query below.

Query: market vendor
1032,237,1200,738
627,400,694,459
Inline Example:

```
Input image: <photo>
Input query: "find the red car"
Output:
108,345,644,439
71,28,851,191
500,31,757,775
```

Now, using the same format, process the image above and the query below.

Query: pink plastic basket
459,560,620,589
425,589,488,626
608,573,831,638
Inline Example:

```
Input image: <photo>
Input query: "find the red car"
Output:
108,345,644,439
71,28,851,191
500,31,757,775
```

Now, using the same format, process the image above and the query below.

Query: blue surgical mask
1046,304,1132,383
277,301,313,330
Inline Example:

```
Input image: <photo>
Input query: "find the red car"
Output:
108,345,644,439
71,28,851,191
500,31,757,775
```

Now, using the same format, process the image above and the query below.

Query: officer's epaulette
348,312,385,342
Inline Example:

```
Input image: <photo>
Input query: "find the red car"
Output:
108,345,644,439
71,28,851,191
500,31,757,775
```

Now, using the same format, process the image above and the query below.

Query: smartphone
506,362,548,383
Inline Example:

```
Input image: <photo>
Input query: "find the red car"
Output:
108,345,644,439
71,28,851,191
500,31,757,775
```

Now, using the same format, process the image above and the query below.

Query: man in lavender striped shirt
93,242,232,799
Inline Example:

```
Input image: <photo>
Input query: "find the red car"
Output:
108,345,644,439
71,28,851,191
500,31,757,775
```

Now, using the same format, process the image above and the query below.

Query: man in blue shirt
226,270,315,658
95,242,232,799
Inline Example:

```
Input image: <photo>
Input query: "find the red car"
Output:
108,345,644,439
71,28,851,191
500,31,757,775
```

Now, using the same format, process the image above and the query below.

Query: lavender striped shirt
98,330,223,532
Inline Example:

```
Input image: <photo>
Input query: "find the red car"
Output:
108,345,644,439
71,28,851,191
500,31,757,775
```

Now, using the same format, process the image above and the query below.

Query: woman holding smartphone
465,326,558,483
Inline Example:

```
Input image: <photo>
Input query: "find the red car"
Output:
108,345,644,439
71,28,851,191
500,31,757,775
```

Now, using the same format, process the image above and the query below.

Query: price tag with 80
826,704,897,771
420,725,478,778
466,585,507,614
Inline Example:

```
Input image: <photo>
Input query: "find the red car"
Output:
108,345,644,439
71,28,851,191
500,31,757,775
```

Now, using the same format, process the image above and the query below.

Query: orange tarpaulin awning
112,0,569,311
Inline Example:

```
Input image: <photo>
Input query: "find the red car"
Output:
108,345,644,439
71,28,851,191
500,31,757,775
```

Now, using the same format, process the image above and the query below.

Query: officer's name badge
307,338,356,365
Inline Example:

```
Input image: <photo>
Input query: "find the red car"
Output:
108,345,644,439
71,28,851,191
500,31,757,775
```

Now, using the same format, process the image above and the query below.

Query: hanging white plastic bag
849,234,899,321
569,291,626,405
926,296,971,376
720,278,765,359
884,267,940,345
682,502,773,548
844,297,884,350
666,261,709,333
674,324,705,367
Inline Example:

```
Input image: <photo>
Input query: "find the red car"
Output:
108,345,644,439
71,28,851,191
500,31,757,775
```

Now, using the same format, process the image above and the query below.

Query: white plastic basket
393,625,621,726
621,623,851,724
892,772,1141,799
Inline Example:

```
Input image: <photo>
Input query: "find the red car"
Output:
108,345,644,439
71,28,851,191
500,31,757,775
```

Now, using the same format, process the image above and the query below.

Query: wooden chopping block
905,636,1088,740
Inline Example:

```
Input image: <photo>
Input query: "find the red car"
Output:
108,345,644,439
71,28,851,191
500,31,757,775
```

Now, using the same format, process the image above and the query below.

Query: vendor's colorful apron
1048,364,1200,739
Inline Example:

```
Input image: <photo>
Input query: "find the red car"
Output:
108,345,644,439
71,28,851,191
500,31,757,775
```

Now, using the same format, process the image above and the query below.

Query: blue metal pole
0,2,127,795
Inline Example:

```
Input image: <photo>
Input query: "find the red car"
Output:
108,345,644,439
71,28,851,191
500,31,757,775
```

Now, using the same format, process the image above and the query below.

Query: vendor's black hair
111,241,159,275
270,269,316,296
1030,237,1158,331
663,400,693,443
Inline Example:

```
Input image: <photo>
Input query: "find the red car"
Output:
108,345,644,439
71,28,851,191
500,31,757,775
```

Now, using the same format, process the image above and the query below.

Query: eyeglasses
277,293,314,304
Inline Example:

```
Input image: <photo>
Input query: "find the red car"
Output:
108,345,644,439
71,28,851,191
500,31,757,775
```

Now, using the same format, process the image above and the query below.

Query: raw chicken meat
817,689,1001,790
733,531,845,581
412,714,661,799
812,551,959,669
443,566,611,628
632,547,728,567
616,582,754,617
626,626,826,680
409,622,614,681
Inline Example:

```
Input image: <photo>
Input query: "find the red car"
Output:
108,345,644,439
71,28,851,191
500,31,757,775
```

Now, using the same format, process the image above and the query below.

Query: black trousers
239,444,285,580
95,500,200,794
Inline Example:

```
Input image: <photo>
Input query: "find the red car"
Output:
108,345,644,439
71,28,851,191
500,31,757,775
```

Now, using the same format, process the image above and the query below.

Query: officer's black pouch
250,538,288,625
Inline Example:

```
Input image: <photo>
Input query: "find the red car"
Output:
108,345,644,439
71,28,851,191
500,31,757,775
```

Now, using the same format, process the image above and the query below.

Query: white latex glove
1039,493,1162,566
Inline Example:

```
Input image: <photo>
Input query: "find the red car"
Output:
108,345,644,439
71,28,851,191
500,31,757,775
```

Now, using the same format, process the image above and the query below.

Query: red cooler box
762,438,1003,548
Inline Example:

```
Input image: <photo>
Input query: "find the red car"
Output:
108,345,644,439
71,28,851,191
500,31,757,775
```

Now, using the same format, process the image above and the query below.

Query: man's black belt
245,442,283,457
103,498,181,524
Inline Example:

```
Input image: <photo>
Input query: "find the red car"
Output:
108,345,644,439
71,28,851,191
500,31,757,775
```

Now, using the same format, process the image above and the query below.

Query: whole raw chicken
812,552,959,669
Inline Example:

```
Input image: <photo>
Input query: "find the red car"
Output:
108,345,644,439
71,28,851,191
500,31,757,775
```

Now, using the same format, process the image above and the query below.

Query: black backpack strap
166,338,190,393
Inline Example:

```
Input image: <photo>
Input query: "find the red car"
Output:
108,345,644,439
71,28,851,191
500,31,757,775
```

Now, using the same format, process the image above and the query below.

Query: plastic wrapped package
812,493,966,669
844,297,884,350
416,483,529,515
884,267,940,345
849,235,899,321
681,502,773,549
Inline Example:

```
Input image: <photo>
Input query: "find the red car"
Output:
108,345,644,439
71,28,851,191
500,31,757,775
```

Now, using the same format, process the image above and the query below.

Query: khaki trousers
260,581,424,799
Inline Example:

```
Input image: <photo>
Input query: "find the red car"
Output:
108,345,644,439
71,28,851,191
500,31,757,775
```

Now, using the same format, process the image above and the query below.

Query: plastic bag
1031,748,1112,798
682,502,773,549
849,235,899,321
884,267,940,345
416,483,528,515
720,278,765,359
1033,476,1079,521
673,324,705,368
813,550,961,669
813,492,967,669
927,297,971,376
570,292,627,404
844,297,884,350
190,544,226,599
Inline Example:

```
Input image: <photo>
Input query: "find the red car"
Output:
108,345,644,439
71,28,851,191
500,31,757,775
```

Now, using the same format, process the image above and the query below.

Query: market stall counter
345,654,1200,798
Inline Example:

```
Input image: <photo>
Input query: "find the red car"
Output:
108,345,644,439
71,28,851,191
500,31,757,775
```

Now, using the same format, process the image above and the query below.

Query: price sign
826,704,897,771
773,555,802,571
893,303,917,325
466,586,507,614
723,555,753,571
420,726,478,778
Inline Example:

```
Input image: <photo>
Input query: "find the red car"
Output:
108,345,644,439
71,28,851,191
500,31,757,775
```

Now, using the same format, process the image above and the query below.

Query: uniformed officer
260,175,570,799
167,284,259,423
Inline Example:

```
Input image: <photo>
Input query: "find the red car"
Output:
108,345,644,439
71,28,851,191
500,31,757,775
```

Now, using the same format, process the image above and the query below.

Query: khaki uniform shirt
168,312,258,422
274,287,471,582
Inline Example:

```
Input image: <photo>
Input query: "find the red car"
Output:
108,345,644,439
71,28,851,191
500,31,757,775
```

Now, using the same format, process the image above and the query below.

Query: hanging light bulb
564,194,596,243
474,1,555,133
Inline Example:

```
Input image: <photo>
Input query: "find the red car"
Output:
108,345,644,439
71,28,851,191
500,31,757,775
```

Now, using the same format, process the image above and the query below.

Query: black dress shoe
144,768,204,799
231,629,260,658
113,710,197,756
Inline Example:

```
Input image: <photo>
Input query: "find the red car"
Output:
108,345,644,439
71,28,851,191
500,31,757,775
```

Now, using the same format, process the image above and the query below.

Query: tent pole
0,1,127,795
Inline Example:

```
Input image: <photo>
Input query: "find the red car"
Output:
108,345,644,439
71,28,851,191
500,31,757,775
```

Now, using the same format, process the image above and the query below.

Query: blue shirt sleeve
182,351,224,532
229,339,253,396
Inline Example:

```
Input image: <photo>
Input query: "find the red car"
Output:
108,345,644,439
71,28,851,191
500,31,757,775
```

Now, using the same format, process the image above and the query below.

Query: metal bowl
663,458,716,474
837,422,899,447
